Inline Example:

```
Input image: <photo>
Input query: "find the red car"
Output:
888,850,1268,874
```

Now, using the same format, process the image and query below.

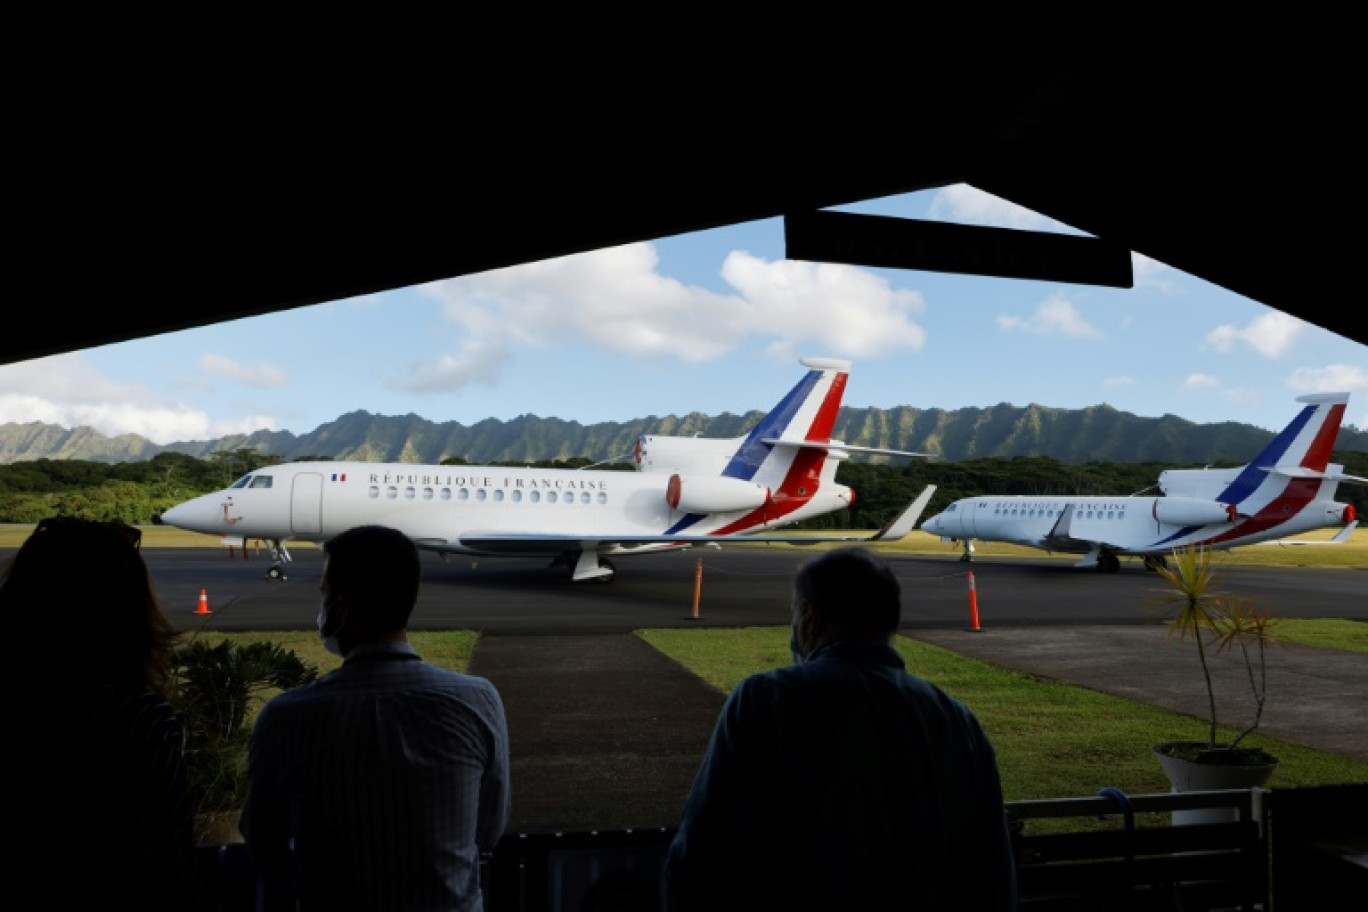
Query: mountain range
3,403,1366,468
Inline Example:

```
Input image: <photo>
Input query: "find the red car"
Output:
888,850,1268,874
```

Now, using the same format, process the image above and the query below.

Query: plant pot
1153,741,1279,825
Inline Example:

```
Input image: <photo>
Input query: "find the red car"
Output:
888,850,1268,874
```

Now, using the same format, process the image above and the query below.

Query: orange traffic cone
966,572,981,632
195,588,211,615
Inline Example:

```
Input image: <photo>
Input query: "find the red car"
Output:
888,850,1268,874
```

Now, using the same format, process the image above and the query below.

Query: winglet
869,485,937,542
1331,519,1360,543
1257,519,1358,547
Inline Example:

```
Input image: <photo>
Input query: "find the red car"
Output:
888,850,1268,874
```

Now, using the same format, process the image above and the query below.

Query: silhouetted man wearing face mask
664,547,1015,911
242,525,511,911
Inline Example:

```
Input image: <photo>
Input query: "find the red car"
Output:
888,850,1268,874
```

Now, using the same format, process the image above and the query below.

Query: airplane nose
159,498,205,530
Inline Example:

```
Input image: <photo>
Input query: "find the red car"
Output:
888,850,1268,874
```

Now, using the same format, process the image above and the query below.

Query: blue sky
2,186,1365,448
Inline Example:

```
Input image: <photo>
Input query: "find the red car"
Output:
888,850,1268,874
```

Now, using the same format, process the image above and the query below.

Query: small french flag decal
331,473,347,482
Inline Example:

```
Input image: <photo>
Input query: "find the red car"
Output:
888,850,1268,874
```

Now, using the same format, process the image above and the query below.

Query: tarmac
468,625,1368,835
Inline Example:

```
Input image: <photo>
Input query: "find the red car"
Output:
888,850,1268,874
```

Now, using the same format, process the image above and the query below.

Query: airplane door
291,473,324,535
965,501,983,538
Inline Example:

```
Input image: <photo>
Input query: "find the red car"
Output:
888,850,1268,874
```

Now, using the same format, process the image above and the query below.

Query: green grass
638,620,1368,805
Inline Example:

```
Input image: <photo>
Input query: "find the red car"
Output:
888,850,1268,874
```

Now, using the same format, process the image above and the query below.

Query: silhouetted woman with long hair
0,517,198,910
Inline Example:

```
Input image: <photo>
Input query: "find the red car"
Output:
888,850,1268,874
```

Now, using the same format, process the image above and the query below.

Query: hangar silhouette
14,41,1361,368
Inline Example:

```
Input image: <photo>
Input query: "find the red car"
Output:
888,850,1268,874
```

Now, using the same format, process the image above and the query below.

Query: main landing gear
557,551,616,583
1078,546,1122,573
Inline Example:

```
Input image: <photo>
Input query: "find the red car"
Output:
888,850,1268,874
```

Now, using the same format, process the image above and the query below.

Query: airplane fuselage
161,460,853,556
158,358,934,581
918,392,1361,571
920,491,1351,557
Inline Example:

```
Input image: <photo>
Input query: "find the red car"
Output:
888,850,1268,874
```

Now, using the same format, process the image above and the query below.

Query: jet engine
634,434,742,476
1151,497,1240,525
666,474,771,513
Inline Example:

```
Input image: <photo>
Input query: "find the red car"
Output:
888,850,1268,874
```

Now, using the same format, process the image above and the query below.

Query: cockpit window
229,475,253,489
248,476,274,489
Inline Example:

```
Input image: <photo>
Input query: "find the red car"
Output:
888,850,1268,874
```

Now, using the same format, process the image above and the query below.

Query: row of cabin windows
995,505,1126,521
370,485,609,506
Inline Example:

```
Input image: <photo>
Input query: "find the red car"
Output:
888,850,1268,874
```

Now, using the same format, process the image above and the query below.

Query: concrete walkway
469,633,722,834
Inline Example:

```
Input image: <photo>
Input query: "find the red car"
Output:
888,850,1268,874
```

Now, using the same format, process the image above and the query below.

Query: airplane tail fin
1253,392,1349,476
1159,392,1351,504
632,358,848,478
638,357,931,530
728,356,851,487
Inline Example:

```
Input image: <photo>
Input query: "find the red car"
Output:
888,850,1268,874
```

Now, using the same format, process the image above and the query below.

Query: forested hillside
3,402,1365,467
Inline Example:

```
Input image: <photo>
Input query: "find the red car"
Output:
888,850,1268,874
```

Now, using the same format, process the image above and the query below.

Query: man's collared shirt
243,640,511,911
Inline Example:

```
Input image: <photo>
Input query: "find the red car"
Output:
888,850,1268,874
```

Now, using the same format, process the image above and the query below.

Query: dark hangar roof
16,43,1361,369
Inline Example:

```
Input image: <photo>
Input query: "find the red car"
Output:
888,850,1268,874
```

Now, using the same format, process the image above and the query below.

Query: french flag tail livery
1188,392,1362,548
159,357,936,584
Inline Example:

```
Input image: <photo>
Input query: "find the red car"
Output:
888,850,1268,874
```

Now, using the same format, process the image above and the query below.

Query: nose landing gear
264,539,292,581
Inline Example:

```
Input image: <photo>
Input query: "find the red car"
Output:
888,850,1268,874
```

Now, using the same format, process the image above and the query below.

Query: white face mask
317,601,343,657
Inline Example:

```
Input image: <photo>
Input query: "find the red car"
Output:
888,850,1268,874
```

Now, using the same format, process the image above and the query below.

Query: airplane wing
449,485,938,555
1040,503,1099,551
1264,465,1368,484
1256,520,1359,546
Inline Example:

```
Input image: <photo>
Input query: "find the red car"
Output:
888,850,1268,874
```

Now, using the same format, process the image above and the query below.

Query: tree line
1,449,1364,531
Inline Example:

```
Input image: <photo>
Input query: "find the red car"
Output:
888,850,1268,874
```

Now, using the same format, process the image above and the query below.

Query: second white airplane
919,392,1363,572
160,358,935,582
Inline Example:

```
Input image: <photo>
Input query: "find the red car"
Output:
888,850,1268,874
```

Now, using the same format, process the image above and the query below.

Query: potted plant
1148,545,1282,804
172,638,318,843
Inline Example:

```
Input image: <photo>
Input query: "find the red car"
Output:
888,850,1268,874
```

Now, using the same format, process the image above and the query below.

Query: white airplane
159,357,936,582
919,392,1364,572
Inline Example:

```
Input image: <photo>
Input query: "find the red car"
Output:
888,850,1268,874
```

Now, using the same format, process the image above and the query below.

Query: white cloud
388,338,512,394
1131,253,1178,292
200,353,289,388
1181,373,1220,390
0,353,220,444
1177,374,1263,413
996,294,1102,338
719,252,926,359
408,242,927,390
421,243,750,367
1287,363,1368,396
1288,364,1368,430
929,185,1063,231
1203,311,1305,358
